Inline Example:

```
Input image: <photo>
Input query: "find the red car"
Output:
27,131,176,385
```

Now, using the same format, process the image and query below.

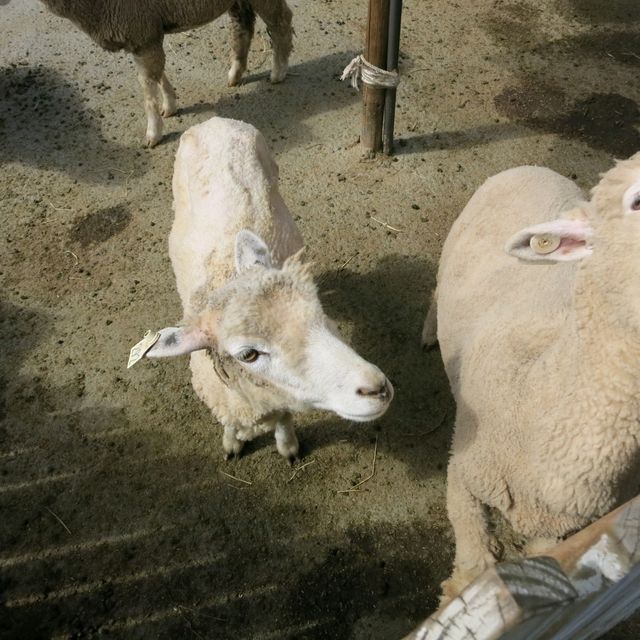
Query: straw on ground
338,435,378,494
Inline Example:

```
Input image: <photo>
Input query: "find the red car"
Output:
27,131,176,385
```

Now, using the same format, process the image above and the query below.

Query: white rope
340,54,400,91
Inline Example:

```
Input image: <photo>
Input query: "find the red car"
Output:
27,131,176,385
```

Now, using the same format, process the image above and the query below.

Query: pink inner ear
558,237,586,255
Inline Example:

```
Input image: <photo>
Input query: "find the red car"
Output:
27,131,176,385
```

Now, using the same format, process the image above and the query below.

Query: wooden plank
361,0,390,154
501,564,640,640
404,558,577,640
403,495,640,640
547,496,640,578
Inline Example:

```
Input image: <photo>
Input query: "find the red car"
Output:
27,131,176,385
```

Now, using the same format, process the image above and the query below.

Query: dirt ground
1,0,639,638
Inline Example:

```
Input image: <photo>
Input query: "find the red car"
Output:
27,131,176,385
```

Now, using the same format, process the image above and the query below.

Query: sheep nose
356,379,390,400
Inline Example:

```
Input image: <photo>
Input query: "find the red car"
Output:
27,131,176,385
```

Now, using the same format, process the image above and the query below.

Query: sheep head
145,230,393,422
505,153,640,264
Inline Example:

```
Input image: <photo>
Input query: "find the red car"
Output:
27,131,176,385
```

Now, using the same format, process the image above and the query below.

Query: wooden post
362,0,390,155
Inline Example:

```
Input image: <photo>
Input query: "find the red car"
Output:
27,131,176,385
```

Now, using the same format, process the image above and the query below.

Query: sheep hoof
145,132,162,148
144,116,164,147
421,338,438,352
223,451,241,462
161,104,177,118
269,66,288,84
287,454,300,466
227,63,245,87
421,321,438,351
440,572,471,605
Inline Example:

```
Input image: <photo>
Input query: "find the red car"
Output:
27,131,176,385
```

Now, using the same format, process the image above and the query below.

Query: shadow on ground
0,66,144,182
398,87,639,160
178,50,359,151
554,0,640,24
485,6,640,159
0,295,450,639
401,6,640,161
0,406,449,640
317,255,454,482
1,51,357,177
494,85,640,158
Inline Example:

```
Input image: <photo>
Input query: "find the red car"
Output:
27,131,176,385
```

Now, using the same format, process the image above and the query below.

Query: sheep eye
632,195,640,211
237,349,260,363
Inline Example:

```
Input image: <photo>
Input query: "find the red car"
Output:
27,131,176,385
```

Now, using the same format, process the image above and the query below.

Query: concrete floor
1,0,639,638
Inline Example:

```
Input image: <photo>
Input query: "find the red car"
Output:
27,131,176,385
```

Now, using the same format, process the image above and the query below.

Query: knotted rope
340,54,400,91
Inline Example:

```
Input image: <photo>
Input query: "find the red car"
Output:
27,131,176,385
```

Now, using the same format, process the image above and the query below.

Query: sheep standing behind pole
39,0,294,147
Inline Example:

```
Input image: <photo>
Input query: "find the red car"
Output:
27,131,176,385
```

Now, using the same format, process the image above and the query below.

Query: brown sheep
41,0,293,146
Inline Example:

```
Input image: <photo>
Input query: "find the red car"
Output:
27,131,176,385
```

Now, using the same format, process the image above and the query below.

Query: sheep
423,155,640,601
139,117,393,462
41,0,293,147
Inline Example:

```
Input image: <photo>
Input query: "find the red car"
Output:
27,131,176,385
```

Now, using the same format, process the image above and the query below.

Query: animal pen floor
1,0,639,638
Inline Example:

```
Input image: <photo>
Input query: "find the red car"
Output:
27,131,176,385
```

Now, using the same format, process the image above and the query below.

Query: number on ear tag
127,330,161,369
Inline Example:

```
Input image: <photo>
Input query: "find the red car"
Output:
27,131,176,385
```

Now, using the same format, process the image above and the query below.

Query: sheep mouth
337,406,391,423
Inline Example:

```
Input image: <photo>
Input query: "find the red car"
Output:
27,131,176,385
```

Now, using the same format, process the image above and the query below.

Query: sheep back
170,116,303,313
41,0,234,52
436,166,585,394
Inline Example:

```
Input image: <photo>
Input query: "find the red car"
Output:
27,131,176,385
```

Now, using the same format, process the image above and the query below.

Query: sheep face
146,231,393,423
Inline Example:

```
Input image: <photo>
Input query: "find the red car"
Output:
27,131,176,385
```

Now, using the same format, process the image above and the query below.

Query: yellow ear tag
530,233,561,255
127,330,161,369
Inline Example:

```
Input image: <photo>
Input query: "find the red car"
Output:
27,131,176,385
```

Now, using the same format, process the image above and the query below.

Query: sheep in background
423,156,640,600
41,0,293,147
140,117,393,462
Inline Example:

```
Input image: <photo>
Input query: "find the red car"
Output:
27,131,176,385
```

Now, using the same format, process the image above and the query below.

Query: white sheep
41,0,293,146
423,155,640,600
140,117,393,461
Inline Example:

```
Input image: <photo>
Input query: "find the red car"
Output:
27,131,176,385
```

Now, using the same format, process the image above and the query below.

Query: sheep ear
235,230,272,274
145,326,209,359
506,217,593,263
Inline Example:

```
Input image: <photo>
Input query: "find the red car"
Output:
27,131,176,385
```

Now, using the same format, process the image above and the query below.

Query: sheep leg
442,462,497,602
421,289,438,350
227,1,256,86
133,43,166,147
222,424,245,460
160,73,177,117
274,413,299,464
251,0,293,83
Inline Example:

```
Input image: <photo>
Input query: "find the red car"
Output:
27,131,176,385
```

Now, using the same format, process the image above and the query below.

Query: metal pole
362,0,390,155
383,0,403,155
